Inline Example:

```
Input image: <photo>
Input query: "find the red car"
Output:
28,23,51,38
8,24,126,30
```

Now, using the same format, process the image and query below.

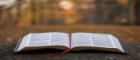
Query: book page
15,32,70,52
29,33,51,46
71,33,93,48
49,32,70,48
28,32,70,48
109,35,124,52
92,33,114,48
15,34,31,52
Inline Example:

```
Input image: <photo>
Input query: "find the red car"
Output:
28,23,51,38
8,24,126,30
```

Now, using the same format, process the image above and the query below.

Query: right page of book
71,33,93,48
71,33,124,53
92,33,114,48
92,33,124,52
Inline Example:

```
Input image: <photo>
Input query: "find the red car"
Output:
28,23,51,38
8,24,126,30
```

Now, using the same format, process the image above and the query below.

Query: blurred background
0,0,140,44
0,0,137,27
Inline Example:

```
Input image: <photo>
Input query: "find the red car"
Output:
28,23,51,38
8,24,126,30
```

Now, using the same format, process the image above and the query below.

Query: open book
14,32,125,53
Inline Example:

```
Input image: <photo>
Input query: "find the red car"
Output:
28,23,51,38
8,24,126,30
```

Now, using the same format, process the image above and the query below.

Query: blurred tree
17,0,32,27
136,0,140,25
0,0,134,26
60,0,79,25
116,0,128,6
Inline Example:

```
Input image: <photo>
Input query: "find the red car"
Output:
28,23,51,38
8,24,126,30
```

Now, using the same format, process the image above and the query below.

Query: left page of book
48,32,70,48
29,32,70,50
28,33,51,46
14,32,70,52
14,33,51,52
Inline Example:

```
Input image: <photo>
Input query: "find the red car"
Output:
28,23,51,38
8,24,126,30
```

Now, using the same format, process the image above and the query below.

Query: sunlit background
0,0,137,27
0,0,139,43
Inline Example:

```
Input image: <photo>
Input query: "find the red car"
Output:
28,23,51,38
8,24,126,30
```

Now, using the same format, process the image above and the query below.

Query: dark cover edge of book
117,36,127,53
